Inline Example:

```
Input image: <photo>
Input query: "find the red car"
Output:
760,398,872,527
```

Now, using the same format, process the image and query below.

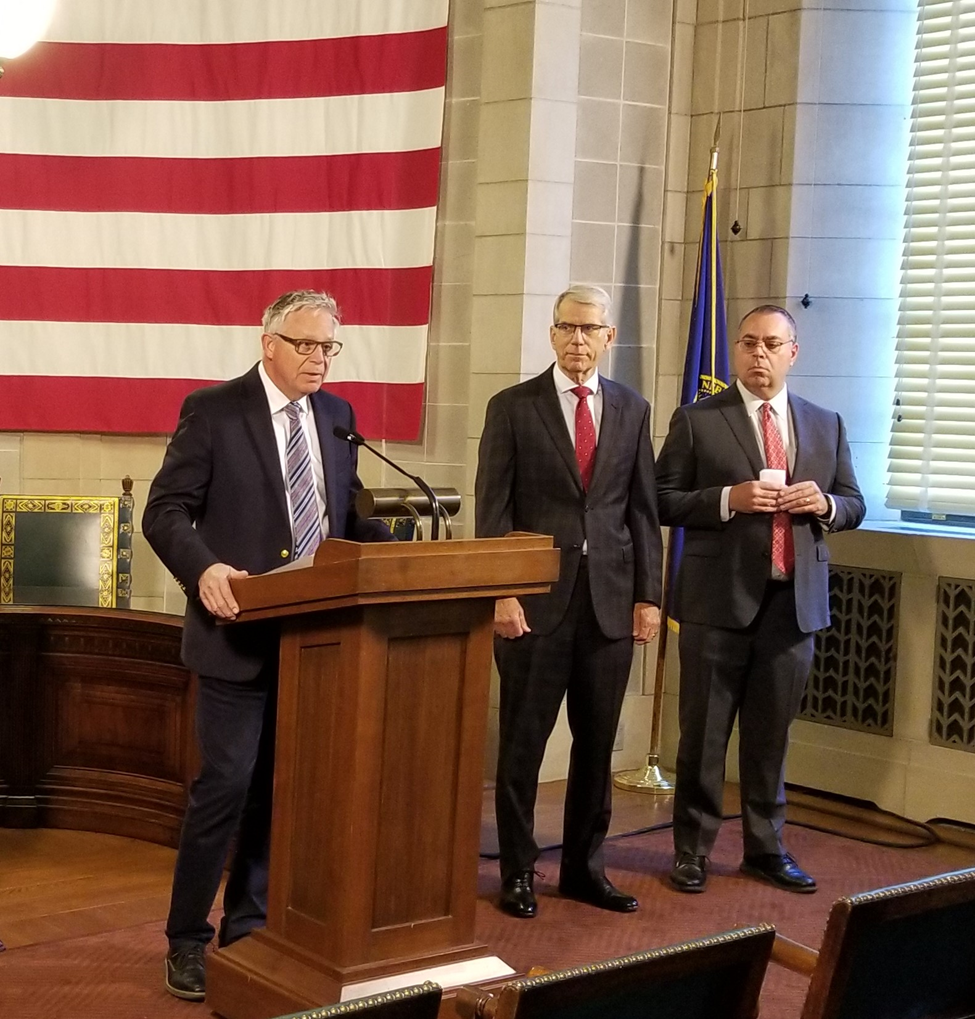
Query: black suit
655,383,865,857
475,366,662,882
143,363,390,948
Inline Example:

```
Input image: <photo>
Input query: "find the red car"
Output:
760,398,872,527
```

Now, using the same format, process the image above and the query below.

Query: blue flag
666,158,730,629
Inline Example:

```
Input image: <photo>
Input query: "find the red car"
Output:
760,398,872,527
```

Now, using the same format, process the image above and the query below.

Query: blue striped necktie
284,401,323,558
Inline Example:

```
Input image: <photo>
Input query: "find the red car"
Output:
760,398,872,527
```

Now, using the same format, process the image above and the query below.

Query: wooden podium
207,535,559,1019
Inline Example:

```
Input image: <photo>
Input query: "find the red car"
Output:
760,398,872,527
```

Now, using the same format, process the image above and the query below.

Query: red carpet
1,819,973,1018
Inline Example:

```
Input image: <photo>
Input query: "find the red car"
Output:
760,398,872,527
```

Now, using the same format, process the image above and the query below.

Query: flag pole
615,120,722,795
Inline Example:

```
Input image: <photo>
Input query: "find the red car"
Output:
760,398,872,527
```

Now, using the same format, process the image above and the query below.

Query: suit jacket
474,366,663,639
655,384,865,634
143,364,392,680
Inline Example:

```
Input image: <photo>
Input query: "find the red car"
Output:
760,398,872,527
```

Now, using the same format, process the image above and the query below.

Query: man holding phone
655,305,865,895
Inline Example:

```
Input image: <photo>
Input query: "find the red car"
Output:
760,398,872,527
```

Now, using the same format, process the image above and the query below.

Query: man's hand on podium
199,562,249,619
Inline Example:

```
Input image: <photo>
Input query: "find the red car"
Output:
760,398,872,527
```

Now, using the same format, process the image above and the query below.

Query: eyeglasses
735,338,794,355
554,322,609,338
273,333,343,357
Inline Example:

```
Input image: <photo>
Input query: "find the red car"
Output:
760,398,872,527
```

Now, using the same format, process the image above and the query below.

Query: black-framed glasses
735,338,794,354
273,332,343,357
554,322,609,338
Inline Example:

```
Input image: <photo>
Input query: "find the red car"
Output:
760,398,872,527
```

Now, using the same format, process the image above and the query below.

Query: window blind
889,0,975,515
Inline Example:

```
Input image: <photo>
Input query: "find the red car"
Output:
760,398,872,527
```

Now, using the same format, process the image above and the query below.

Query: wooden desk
0,607,194,845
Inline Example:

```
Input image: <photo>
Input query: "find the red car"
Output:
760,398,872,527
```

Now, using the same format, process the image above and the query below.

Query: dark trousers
673,580,815,859
166,666,277,949
494,561,634,883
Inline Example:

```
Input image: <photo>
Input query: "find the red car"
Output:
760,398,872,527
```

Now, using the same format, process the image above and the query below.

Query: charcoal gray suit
475,365,662,882
656,383,865,858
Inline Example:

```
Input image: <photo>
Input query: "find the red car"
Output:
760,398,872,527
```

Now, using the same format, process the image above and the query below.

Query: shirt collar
553,363,600,396
736,378,789,421
258,361,310,416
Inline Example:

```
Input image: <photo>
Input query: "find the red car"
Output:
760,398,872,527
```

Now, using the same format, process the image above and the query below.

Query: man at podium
475,284,663,919
143,290,393,1001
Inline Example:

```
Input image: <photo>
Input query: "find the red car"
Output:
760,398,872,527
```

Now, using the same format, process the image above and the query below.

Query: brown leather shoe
499,871,537,918
669,852,708,893
740,852,817,893
164,944,206,1001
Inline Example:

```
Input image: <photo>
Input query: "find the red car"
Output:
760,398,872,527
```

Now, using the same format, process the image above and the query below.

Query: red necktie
571,385,596,491
761,402,795,576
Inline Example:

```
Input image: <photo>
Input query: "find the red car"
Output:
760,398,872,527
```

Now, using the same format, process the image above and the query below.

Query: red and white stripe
0,0,448,439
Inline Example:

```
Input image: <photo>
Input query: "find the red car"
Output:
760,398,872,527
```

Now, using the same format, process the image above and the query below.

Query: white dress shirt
258,362,329,543
553,363,604,441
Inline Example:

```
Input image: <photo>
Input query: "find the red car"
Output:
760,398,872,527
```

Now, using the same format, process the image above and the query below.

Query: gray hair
262,290,341,335
552,284,614,326
739,304,797,342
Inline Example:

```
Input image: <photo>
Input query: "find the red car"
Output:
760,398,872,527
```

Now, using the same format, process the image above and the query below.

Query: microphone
333,425,442,540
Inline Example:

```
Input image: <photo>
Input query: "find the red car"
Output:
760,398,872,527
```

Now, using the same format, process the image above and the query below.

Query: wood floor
1,779,968,954
0,827,176,951
0,779,674,953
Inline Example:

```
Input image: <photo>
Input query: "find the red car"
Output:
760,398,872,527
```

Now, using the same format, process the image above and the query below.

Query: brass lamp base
613,754,675,795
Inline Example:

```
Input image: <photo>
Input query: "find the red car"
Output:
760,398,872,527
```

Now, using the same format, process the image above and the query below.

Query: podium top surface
230,533,559,622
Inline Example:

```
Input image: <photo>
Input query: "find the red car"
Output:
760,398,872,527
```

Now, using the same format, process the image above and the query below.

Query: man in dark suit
143,290,392,1001
475,284,663,919
656,305,865,895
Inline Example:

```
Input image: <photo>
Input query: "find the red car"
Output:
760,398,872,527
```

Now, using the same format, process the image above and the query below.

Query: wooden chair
772,867,975,1019
455,924,774,1019
0,477,133,608
268,982,441,1019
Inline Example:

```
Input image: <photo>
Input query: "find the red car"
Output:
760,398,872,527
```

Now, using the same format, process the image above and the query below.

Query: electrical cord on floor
479,802,947,860
785,813,938,849
479,814,743,860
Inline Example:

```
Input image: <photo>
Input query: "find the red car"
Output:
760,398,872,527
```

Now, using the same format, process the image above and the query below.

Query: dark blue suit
144,363,391,948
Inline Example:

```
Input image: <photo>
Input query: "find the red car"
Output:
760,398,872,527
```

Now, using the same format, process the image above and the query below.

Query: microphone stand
336,428,441,540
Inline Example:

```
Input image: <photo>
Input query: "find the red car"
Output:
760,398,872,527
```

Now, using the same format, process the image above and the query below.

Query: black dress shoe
669,852,708,893
558,875,638,913
499,871,537,918
165,944,206,1001
740,852,817,893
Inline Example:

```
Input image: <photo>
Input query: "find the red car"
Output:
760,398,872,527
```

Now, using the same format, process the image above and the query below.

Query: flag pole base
613,754,675,795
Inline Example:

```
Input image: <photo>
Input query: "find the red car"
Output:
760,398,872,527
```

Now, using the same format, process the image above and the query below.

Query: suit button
584,505,590,513
280,549,290,558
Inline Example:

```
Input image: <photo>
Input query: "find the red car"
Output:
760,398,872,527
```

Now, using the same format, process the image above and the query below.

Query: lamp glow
0,0,57,60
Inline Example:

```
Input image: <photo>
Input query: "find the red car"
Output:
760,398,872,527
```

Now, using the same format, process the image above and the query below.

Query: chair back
269,982,441,1019
0,477,134,608
803,867,975,1019
461,925,774,1019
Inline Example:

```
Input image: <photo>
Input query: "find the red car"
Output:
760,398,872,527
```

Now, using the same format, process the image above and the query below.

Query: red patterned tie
761,402,795,576
571,385,596,491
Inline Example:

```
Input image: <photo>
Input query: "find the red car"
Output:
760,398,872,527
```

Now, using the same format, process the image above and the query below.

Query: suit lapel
718,386,765,477
588,376,622,493
789,394,812,482
533,369,584,490
240,364,290,526
309,391,341,535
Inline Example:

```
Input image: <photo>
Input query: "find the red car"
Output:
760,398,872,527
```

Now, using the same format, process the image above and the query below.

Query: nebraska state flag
0,0,448,439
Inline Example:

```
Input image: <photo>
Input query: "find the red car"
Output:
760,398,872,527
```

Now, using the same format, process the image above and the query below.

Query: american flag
0,0,447,440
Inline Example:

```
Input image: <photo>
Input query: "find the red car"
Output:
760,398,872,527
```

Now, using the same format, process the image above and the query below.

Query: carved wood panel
0,608,194,845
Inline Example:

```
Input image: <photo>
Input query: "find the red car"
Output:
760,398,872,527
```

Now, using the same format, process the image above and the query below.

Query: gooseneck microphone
333,425,442,540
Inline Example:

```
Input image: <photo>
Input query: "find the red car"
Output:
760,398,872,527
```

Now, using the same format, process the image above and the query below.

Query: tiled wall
785,1,914,524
